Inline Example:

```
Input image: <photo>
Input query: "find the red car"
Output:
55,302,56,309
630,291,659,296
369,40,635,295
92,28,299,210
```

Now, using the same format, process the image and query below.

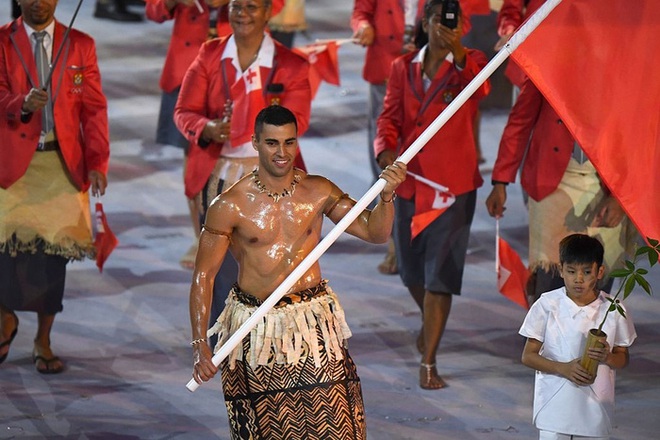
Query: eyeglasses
229,2,264,14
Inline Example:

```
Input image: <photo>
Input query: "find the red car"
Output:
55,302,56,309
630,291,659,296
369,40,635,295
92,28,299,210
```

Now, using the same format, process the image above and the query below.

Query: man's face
252,122,298,178
18,0,58,30
560,262,604,303
229,0,271,38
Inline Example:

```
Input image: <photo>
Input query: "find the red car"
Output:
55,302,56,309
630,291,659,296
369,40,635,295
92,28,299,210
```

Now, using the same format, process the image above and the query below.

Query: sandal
33,354,64,374
420,362,447,390
0,313,19,365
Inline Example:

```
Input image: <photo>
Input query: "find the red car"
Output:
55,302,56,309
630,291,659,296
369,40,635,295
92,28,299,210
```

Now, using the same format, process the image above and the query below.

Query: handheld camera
440,0,460,29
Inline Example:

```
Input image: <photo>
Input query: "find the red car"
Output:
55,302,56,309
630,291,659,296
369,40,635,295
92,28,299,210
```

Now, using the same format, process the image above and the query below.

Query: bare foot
420,363,447,390
33,342,64,374
0,312,19,363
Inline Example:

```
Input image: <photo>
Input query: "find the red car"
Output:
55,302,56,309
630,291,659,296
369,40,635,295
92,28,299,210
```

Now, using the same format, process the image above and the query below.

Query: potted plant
580,238,659,376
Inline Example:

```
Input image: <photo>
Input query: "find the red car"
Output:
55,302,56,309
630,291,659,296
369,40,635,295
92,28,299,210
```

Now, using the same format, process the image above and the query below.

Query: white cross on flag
230,64,266,146
407,171,455,239
242,66,262,93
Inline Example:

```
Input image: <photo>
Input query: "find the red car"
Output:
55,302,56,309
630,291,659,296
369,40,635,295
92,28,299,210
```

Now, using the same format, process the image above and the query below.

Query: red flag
410,176,455,240
94,202,118,273
511,0,660,242
293,41,340,99
230,65,266,146
497,237,529,309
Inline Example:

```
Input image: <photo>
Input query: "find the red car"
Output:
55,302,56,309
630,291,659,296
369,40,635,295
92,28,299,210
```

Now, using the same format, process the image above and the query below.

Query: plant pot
580,328,607,377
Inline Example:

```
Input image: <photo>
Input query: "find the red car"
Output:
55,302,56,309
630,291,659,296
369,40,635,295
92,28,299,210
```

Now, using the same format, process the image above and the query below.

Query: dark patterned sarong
209,282,366,439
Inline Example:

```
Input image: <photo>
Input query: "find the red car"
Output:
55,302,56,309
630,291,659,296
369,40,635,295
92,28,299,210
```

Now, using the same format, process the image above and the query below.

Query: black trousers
0,250,67,314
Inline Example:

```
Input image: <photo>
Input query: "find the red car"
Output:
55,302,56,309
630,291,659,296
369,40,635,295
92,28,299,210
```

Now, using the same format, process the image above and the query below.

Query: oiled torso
217,172,335,300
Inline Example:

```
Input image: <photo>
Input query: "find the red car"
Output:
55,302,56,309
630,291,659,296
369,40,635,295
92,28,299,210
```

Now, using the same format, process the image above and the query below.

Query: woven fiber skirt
0,150,94,260
208,282,366,440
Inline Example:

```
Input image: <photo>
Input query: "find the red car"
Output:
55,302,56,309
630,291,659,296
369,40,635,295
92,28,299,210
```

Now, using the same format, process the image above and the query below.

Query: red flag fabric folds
497,237,529,309
411,185,455,240
230,64,266,146
293,41,340,99
511,0,660,242
94,202,118,273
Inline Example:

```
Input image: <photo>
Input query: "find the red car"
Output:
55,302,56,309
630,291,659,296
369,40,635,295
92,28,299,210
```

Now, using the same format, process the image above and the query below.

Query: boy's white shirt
519,287,637,436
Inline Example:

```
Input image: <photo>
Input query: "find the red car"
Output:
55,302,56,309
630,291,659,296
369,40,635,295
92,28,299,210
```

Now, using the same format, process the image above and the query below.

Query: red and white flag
511,0,660,243
293,40,342,99
94,202,118,273
230,64,265,146
407,171,455,240
496,220,529,309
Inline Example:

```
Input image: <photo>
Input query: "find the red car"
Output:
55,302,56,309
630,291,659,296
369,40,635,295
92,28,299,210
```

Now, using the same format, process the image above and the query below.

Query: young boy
519,234,637,439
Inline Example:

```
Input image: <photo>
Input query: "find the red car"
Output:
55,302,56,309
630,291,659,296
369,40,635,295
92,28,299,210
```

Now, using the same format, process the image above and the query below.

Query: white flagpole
406,171,450,193
496,218,501,274
314,38,359,46
186,0,564,392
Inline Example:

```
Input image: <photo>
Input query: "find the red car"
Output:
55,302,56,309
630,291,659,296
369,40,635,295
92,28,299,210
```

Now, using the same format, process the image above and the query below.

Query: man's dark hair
254,105,298,139
559,234,605,267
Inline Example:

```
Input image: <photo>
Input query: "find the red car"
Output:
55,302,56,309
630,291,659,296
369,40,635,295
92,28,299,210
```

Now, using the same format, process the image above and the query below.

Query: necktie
33,31,54,134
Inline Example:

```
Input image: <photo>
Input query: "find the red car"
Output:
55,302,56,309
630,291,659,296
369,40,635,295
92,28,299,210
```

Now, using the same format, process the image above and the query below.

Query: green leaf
634,274,652,295
649,249,659,266
635,246,650,257
624,276,636,297
647,237,659,247
616,304,627,319
610,268,632,278
637,268,648,275
608,303,617,312
625,260,635,271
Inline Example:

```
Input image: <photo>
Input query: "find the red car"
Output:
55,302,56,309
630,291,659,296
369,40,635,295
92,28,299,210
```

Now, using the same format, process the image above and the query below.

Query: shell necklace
252,169,302,202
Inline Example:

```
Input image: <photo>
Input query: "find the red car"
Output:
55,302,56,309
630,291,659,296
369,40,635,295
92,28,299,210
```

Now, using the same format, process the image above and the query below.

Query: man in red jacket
0,0,110,373
351,0,424,275
485,79,636,305
174,0,311,338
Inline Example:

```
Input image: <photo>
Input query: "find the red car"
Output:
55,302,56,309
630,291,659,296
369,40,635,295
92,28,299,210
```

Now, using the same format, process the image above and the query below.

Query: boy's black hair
559,234,604,267
254,105,298,140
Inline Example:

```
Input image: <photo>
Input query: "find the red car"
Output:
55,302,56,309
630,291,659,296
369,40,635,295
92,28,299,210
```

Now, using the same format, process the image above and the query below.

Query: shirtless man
188,105,406,439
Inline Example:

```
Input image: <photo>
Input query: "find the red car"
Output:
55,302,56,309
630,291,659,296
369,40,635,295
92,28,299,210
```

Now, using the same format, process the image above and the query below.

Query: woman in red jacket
375,0,489,390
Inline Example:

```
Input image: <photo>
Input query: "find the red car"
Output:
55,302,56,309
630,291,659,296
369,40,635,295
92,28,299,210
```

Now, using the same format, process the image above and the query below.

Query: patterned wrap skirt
528,158,638,277
207,281,366,440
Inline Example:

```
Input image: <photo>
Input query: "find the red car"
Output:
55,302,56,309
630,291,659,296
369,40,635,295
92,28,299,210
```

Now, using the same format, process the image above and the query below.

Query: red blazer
145,0,231,93
491,79,574,201
0,19,109,190
145,0,286,93
351,0,424,85
374,48,489,199
174,35,311,199
496,0,545,87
